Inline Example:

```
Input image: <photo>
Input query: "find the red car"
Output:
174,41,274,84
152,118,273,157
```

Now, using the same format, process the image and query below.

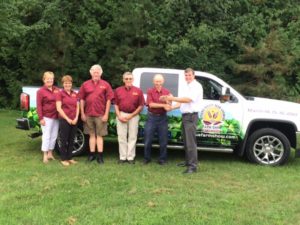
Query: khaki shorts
84,116,108,136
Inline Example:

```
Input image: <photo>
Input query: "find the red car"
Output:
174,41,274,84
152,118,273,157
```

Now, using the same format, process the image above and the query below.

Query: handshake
160,94,176,112
159,95,171,102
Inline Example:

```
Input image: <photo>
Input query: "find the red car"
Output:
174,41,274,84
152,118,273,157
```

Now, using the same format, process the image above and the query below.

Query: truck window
196,77,237,102
196,77,222,100
140,72,179,96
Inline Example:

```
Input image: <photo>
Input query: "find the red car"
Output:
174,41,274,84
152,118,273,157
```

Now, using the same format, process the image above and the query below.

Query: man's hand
118,115,128,123
160,95,173,102
163,104,172,111
159,95,168,102
102,114,108,122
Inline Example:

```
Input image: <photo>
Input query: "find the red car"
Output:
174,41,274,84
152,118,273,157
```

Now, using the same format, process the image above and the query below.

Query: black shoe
128,160,135,164
183,167,197,174
177,161,187,167
143,159,151,164
87,155,96,162
97,155,104,164
158,160,167,165
118,159,127,164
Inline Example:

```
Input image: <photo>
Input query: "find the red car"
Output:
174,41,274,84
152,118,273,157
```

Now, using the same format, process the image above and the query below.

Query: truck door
196,77,244,148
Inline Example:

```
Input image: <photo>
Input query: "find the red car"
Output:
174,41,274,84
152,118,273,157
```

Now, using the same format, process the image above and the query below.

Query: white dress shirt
179,79,203,113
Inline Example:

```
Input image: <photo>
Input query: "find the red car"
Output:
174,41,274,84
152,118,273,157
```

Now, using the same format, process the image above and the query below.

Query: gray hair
153,74,164,82
90,64,103,75
122,71,133,78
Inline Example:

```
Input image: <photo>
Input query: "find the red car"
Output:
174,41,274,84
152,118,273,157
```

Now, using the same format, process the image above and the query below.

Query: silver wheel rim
253,135,284,165
72,128,85,154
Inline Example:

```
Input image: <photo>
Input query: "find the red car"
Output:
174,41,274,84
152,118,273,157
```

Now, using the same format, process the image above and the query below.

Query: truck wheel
55,126,88,157
246,128,290,165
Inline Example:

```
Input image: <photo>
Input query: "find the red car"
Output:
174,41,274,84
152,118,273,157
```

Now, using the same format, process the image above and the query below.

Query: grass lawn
1,109,300,225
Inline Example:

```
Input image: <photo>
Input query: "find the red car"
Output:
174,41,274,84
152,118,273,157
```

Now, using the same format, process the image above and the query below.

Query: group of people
37,65,202,174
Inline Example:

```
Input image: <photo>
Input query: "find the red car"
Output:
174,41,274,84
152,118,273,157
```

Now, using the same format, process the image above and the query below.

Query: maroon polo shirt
79,79,114,117
146,87,170,115
114,85,145,113
56,89,78,120
36,85,59,120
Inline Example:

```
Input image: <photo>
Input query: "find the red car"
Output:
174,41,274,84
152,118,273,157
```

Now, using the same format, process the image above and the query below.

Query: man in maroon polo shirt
79,64,114,164
143,74,172,165
114,72,145,164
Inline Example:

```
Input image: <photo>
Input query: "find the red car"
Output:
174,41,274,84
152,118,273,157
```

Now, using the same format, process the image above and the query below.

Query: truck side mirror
220,87,230,103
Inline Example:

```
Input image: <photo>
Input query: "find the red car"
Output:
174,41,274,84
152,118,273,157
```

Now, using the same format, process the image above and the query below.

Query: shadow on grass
19,137,298,166
104,142,243,165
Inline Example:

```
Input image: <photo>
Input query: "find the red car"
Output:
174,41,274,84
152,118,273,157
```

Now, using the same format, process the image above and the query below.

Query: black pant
59,119,77,161
182,113,198,169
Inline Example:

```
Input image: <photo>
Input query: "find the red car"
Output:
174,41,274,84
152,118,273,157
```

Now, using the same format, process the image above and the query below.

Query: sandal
61,161,70,166
68,160,78,164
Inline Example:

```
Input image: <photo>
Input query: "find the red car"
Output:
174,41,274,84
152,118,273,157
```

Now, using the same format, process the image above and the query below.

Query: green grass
1,109,300,225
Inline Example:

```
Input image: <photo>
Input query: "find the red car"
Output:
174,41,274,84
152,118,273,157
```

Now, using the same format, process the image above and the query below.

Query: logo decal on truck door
201,104,225,133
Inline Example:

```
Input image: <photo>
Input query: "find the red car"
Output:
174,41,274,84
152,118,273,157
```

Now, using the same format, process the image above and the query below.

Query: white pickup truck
16,67,300,165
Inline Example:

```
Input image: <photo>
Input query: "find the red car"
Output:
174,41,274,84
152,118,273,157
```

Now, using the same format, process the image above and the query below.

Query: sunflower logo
202,105,225,126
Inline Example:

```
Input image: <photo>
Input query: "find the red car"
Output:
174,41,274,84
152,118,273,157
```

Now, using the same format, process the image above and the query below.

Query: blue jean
144,113,168,161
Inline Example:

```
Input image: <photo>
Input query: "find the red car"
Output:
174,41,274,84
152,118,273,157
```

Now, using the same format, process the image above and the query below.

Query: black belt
182,112,198,116
148,111,166,116
121,110,134,114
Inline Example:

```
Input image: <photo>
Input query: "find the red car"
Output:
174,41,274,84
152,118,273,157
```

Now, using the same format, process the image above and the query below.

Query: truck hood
246,97,300,117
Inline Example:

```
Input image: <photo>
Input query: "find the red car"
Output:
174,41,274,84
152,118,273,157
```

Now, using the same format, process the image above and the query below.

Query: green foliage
1,1,300,108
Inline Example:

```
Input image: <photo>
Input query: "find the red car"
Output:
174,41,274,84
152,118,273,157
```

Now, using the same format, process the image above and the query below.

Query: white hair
90,64,103,74
153,74,164,82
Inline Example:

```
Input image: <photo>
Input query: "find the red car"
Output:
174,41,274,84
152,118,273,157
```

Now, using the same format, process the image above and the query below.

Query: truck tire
55,125,88,157
246,128,290,165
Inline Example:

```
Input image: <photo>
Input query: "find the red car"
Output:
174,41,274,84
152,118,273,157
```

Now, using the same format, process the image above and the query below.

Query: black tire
246,128,290,166
55,125,88,157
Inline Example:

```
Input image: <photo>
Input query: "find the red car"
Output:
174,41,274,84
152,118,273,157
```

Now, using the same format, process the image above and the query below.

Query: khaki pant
116,112,139,160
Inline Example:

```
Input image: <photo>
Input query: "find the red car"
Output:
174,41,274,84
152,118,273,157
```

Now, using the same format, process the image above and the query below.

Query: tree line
1,0,300,108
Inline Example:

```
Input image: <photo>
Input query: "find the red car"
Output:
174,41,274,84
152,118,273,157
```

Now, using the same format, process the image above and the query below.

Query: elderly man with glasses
114,72,145,164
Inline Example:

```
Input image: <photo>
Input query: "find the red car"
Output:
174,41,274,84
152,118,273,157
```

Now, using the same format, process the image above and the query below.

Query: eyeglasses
124,78,133,81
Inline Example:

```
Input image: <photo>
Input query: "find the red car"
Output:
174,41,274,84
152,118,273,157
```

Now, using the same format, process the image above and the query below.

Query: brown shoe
61,161,70,166
68,160,78,164
43,158,49,164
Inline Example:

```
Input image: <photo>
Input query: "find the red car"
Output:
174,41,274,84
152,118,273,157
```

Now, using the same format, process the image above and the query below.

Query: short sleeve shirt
114,86,145,113
56,89,79,120
79,79,114,117
36,85,59,120
146,87,170,115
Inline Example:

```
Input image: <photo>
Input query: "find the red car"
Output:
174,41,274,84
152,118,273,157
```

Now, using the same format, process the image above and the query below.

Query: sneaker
118,159,127,164
158,160,167,165
87,155,96,162
143,159,151,164
128,160,135,164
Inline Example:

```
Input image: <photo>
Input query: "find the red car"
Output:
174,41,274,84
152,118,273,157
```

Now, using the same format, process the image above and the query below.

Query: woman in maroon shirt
36,71,59,163
56,75,80,166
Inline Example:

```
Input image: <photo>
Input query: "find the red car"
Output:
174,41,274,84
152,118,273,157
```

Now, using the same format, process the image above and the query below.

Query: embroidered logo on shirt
132,92,138,96
53,90,59,93
99,86,106,89
71,93,76,97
